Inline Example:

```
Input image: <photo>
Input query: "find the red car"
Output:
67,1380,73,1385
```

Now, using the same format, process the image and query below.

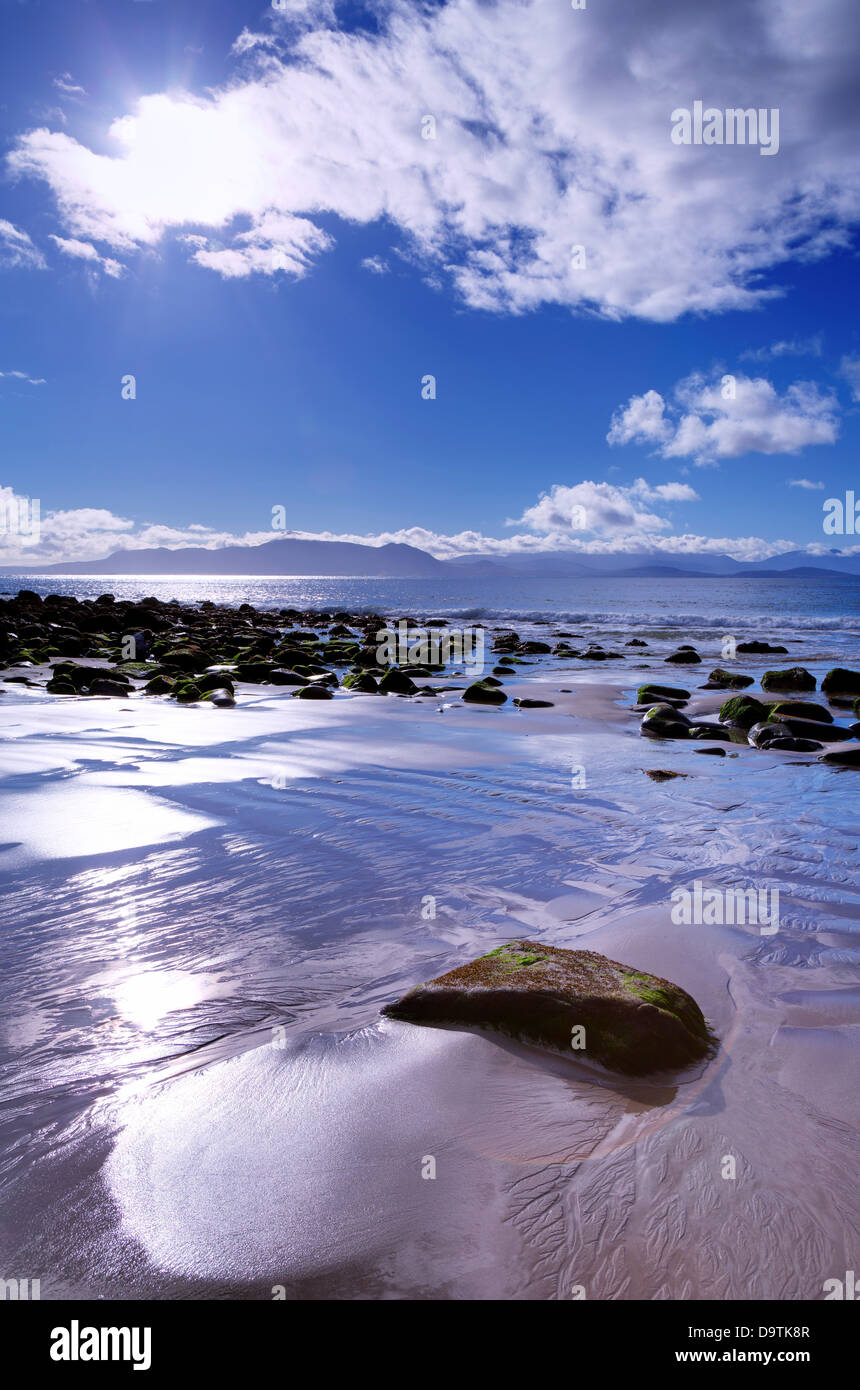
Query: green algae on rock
702,669,754,690
382,940,717,1076
719,694,768,729
462,680,507,705
637,683,690,703
821,667,860,697
760,667,816,692
640,703,692,738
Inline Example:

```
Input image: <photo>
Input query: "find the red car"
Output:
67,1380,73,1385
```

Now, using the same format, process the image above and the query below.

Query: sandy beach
1,603,857,1300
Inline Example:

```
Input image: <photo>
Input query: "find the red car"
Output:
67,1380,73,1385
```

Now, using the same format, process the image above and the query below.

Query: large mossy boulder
343,670,380,693
196,671,235,695
382,940,716,1076
378,667,417,695
686,721,736,741
761,667,816,693
88,678,132,696
463,680,507,705
159,646,210,673
640,703,691,738
719,694,768,729
234,661,275,682
637,683,690,703
769,700,832,723
703,669,754,690
143,674,175,695
821,668,860,698
292,685,334,700
737,640,787,654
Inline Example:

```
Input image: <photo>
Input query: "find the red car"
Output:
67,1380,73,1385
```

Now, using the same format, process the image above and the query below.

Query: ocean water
3,570,860,645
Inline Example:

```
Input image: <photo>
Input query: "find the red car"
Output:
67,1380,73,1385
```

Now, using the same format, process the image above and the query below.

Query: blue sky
1,0,859,565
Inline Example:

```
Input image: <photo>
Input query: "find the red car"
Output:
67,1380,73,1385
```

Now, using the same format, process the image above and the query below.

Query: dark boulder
702,669,754,690
719,695,768,729
160,647,211,673
379,667,417,695
196,671,235,695
686,723,736,741
143,675,174,695
462,680,507,705
820,747,860,767
769,700,832,723
343,671,379,693
637,683,690,703
821,668,860,698
760,667,816,693
382,940,716,1076
88,678,132,697
640,704,692,738
766,714,850,742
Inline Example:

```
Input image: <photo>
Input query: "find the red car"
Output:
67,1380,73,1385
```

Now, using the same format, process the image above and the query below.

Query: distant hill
448,549,860,578
30,537,448,578
9,536,860,580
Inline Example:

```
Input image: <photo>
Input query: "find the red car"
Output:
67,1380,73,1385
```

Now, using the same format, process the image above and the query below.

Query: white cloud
271,0,335,29
185,214,331,280
788,477,824,489
741,335,823,361
1,481,800,568
514,478,699,538
53,73,87,98
6,0,860,318
609,373,840,464
361,255,390,275
49,235,125,278
606,390,673,448
839,354,860,401
0,219,45,271
0,370,45,385
230,30,278,57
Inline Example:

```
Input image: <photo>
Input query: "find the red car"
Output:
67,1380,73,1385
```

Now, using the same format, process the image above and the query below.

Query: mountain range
8,536,860,578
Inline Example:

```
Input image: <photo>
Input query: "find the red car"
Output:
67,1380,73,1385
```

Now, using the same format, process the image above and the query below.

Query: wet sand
0,637,858,1299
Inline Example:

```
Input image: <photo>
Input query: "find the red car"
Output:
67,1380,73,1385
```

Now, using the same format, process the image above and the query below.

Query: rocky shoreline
636,667,860,766
2,588,858,768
